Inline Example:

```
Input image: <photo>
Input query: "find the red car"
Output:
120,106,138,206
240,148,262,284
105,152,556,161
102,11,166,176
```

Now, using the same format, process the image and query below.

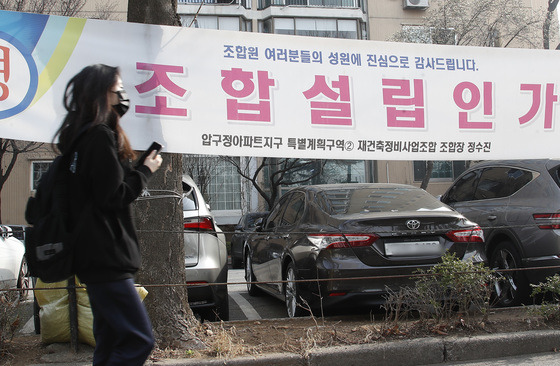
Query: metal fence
178,0,251,8
258,0,359,8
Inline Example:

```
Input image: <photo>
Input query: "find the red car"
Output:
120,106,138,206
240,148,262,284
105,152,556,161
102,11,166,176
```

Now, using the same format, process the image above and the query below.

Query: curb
148,329,560,365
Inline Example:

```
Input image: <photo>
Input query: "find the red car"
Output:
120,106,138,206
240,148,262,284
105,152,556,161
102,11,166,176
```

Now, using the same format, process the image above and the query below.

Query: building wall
2,146,56,225
368,0,427,41
79,0,128,21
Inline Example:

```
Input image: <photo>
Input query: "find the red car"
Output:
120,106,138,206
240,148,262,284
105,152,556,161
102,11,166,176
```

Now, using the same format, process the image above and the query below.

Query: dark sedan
244,183,486,318
230,212,269,268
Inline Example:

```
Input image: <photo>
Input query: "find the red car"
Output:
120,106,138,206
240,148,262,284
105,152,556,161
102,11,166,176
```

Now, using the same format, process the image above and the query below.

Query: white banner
0,10,559,160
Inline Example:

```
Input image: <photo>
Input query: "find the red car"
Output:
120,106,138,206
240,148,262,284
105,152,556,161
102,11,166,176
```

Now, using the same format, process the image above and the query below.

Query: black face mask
112,89,130,117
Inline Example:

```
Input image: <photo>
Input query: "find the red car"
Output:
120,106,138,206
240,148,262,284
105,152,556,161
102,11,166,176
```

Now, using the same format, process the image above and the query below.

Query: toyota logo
406,219,421,230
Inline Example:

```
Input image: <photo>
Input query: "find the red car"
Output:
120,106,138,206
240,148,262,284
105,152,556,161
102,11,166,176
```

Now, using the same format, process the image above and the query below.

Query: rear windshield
182,189,198,211
550,166,560,189
318,186,449,215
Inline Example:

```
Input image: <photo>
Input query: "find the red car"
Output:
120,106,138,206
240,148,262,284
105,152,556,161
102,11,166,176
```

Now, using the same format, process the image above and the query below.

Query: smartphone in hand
135,141,163,168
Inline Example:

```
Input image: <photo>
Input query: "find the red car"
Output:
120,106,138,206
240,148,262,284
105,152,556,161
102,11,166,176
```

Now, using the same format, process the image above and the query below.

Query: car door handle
487,215,497,221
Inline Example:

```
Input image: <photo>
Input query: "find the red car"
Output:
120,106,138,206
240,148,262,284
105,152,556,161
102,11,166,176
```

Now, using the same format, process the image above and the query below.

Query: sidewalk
25,329,560,366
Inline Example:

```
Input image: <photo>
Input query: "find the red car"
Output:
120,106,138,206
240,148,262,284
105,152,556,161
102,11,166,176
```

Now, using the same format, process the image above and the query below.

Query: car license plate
385,241,441,256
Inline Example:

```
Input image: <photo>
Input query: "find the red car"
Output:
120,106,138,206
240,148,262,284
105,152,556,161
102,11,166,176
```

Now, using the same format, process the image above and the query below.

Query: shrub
384,252,493,323
530,274,560,320
0,291,22,360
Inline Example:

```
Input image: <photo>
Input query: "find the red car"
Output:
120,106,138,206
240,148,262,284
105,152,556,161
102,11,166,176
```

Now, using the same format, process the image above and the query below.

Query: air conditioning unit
403,0,429,9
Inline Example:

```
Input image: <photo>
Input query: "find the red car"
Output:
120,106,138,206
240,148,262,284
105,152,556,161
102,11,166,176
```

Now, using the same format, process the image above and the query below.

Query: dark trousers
86,278,155,366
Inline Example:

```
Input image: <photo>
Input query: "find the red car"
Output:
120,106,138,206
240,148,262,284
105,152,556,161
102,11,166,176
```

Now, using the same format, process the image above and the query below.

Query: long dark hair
54,64,135,160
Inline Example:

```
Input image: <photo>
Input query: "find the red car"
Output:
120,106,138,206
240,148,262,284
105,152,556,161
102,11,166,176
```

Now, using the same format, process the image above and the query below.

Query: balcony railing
178,0,250,8
259,0,359,8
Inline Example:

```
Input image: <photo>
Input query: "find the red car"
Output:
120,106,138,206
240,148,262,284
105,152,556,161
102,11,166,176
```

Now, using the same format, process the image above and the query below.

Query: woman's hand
143,150,163,173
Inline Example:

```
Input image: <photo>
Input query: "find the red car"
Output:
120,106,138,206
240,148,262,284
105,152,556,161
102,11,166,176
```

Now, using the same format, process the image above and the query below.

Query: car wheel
215,293,230,321
284,262,304,318
490,241,529,307
17,258,30,301
33,296,41,334
245,251,260,296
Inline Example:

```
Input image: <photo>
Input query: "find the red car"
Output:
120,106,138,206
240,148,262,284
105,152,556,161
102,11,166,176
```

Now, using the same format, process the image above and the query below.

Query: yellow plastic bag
35,277,148,347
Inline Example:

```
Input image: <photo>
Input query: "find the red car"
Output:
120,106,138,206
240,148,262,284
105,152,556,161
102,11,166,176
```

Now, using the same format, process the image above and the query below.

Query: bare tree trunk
127,0,181,26
134,154,202,349
543,0,559,49
128,0,202,349
420,161,434,190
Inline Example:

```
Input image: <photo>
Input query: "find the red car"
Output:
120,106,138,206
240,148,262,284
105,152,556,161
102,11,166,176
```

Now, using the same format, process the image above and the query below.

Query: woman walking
54,64,162,365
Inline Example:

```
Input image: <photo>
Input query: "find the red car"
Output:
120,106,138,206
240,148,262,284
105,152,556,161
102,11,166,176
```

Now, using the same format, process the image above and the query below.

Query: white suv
183,175,229,321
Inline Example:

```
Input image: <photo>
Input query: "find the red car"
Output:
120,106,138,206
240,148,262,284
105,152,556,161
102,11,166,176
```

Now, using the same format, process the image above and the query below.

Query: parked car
440,159,560,307
7,225,26,242
243,183,486,318
183,175,229,321
230,212,269,269
0,225,29,299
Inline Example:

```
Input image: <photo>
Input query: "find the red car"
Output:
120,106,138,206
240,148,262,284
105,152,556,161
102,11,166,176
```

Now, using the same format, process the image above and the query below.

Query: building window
181,15,251,31
413,161,467,182
188,156,242,211
179,0,251,8
274,18,295,35
320,160,366,184
273,159,366,193
31,161,52,190
262,17,360,39
259,0,360,9
208,158,242,210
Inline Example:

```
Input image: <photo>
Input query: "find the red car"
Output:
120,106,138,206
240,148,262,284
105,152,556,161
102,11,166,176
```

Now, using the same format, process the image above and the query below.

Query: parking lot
227,268,286,321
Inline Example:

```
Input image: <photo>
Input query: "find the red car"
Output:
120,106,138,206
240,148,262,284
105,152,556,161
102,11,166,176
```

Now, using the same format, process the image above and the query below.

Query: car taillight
307,234,378,250
533,213,560,229
184,217,215,232
445,227,484,243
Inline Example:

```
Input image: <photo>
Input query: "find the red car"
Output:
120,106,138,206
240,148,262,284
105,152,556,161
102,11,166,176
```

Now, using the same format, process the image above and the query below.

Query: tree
127,0,181,26
91,0,119,21
182,154,221,201
392,0,542,48
543,0,560,49
391,0,544,189
0,0,85,16
128,0,204,350
222,157,325,210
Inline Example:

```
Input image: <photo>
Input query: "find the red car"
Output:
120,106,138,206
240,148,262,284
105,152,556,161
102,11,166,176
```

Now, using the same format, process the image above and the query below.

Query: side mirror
254,217,264,232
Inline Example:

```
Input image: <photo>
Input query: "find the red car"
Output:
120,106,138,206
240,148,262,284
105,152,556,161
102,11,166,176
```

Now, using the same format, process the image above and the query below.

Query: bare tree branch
223,157,325,210
391,0,545,190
